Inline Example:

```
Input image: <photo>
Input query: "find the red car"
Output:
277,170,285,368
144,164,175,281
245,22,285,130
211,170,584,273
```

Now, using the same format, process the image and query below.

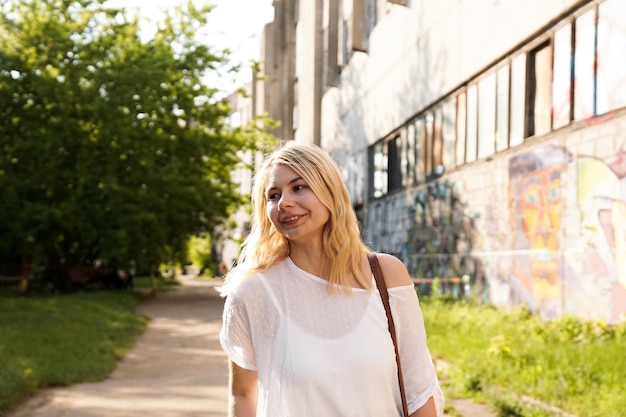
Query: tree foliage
0,0,276,286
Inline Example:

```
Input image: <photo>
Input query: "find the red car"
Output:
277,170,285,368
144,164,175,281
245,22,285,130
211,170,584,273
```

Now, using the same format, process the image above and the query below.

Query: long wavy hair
219,142,371,296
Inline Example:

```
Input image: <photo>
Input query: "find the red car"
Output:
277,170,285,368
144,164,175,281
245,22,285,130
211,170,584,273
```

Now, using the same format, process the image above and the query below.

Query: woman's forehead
266,164,300,187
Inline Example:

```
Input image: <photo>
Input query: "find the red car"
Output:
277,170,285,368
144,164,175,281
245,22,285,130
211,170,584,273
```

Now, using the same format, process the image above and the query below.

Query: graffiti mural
503,145,573,318
404,180,478,287
483,144,626,323
367,141,626,323
569,147,626,323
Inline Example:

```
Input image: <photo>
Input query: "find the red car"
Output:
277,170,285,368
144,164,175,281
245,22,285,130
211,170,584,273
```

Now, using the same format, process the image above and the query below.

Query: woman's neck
288,243,328,278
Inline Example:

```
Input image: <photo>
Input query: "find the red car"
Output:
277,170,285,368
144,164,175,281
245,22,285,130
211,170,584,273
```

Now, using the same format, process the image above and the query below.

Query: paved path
6,277,229,417
6,276,495,417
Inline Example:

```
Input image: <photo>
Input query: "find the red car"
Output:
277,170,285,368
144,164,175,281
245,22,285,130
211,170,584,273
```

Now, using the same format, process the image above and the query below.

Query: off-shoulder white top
220,257,444,417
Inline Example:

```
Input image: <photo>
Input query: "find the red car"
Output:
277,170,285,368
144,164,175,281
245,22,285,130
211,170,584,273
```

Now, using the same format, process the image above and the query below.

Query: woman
219,142,444,417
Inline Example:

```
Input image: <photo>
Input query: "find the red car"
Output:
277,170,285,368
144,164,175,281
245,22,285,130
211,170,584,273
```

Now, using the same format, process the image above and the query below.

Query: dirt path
6,276,228,417
6,276,495,417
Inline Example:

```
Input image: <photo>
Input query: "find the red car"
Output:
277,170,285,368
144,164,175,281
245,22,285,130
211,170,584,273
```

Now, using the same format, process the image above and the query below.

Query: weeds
422,296,626,417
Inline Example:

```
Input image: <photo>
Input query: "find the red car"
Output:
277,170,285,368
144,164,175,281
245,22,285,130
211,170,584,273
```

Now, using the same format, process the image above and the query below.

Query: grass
0,290,148,416
422,295,626,417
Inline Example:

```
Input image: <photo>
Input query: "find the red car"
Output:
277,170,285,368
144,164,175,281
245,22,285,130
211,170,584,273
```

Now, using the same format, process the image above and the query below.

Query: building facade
260,0,626,323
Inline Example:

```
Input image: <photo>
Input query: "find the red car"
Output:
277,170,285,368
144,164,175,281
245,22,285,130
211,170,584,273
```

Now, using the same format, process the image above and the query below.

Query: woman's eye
294,184,306,192
268,193,280,201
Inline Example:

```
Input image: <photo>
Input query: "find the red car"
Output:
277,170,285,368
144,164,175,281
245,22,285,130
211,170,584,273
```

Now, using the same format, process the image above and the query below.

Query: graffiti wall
486,143,626,323
367,131,626,323
570,149,626,321
367,177,482,297
500,145,572,319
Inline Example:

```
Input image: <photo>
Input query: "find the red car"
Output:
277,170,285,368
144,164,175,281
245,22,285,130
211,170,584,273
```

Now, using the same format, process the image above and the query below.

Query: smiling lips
281,214,304,225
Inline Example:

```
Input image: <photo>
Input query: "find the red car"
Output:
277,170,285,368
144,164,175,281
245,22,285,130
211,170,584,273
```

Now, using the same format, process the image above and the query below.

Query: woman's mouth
282,215,302,225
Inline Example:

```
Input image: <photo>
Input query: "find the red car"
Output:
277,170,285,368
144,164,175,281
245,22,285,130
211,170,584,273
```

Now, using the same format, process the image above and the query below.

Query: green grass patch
422,296,626,417
0,291,148,415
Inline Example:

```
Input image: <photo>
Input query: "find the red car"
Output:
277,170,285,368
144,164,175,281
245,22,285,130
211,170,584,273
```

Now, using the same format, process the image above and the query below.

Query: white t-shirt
220,257,444,417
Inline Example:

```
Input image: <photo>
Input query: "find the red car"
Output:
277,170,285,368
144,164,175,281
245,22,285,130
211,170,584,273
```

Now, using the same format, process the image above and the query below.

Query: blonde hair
219,142,371,295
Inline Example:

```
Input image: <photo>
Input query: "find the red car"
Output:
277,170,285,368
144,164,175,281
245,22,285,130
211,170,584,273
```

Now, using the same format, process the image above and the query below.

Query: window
340,16,350,66
413,118,426,183
478,73,496,158
425,112,435,173
433,109,444,171
351,0,377,52
388,135,402,192
371,141,387,198
417,117,428,178
496,64,510,151
553,23,573,129
293,79,299,129
370,133,409,197
597,0,626,114
466,84,478,162
398,129,419,188
510,54,526,146
294,0,299,23
399,130,409,188
442,96,457,169
323,0,339,88
456,91,467,164
525,42,553,138
574,8,596,121
406,122,418,185
352,0,367,52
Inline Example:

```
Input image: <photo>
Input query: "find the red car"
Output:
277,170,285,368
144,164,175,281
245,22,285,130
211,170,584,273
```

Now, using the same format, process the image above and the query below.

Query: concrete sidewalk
6,276,229,417
6,276,495,417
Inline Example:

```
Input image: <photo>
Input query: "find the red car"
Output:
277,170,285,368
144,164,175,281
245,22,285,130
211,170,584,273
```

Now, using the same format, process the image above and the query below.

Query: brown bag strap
367,253,410,417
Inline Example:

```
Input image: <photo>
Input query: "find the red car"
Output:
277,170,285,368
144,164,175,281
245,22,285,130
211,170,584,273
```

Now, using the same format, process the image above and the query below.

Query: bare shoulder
373,253,412,288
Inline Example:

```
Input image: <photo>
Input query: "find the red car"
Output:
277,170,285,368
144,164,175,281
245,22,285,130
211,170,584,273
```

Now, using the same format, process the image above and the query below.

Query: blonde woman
219,142,443,417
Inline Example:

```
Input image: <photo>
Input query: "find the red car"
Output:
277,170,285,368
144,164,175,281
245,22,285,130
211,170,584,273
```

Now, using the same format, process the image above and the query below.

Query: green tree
0,0,276,288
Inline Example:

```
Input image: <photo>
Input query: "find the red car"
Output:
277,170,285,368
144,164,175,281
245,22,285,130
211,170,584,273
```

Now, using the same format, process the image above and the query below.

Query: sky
104,0,275,89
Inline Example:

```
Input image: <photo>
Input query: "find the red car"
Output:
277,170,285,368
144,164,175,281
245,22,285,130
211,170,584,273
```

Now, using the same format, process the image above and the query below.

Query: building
258,0,626,323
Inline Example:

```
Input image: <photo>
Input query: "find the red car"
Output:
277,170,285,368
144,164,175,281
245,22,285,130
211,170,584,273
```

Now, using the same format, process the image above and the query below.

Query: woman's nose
278,193,294,210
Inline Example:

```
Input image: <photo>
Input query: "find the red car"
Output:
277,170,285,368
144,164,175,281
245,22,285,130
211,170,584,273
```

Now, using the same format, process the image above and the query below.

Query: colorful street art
379,143,626,324
403,180,479,294
571,148,626,323
505,145,572,319
486,144,626,323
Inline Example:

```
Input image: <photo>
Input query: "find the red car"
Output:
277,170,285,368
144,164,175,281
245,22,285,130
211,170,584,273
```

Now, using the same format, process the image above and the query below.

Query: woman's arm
411,396,437,417
228,361,259,417
377,253,443,417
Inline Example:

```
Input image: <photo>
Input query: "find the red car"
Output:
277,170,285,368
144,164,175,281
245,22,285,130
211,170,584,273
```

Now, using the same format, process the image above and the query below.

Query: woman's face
265,164,330,243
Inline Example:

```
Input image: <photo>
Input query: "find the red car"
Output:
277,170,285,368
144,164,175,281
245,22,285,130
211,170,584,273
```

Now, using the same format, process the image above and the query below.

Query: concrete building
258,0,626,324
